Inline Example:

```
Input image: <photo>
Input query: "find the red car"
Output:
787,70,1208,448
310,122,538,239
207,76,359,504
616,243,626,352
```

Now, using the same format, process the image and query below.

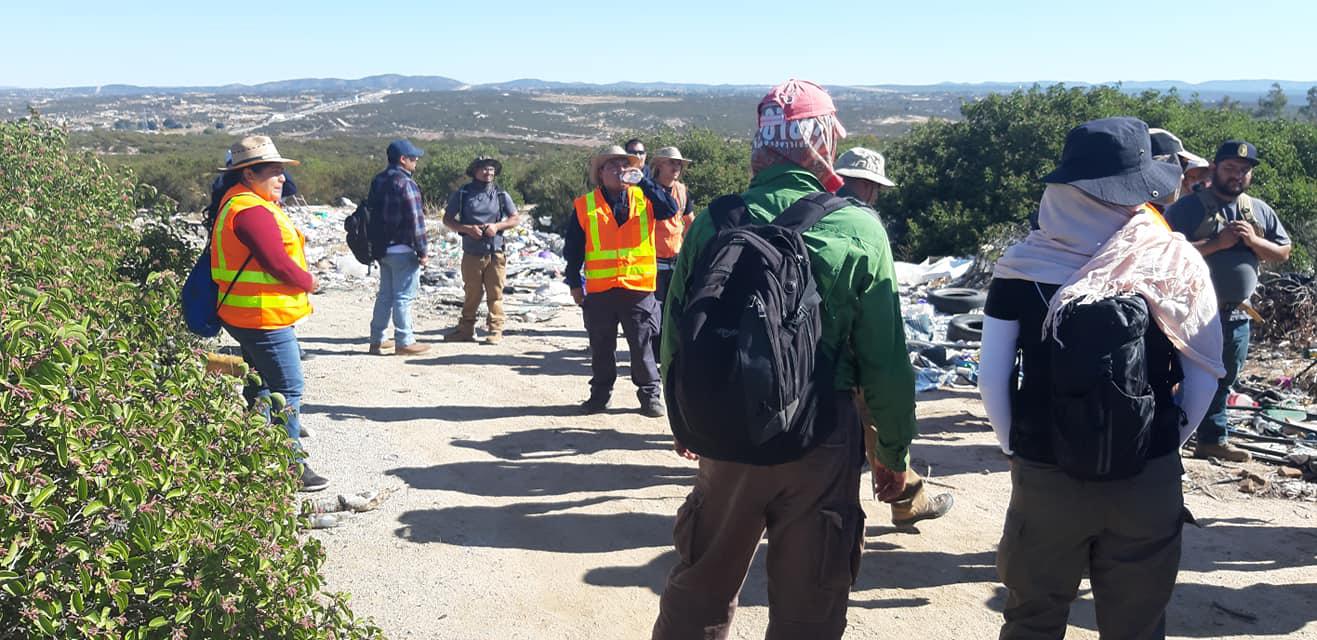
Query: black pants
583,288,660,402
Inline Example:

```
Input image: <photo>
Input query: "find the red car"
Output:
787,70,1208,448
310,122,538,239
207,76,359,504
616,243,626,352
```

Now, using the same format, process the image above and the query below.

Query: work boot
299,465,330,493
1195,441,1252,463
368,339,395,355
483,331,503,345
580,396,611,415
445,327,477,342
395,342,432,356
640,397,666,418
891,481,954,528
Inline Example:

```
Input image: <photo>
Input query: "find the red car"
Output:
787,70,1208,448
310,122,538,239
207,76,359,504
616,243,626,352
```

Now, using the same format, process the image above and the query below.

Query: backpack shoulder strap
772,192,850,233
707,194,748,231
1189,190,1225,241
497,189,509,220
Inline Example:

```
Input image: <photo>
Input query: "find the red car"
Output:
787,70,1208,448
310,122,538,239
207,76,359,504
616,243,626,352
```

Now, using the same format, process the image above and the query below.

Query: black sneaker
640,398,666,418
580,397,611,415
299,465,330,492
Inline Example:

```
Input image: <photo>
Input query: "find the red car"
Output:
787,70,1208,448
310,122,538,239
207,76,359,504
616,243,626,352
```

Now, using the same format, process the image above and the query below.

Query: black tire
946,313,984,343
928,287,987,314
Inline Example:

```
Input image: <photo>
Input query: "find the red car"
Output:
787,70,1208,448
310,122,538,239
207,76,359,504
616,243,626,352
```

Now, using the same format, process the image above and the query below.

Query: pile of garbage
1254,272,1317,347
894,256,982,393
285,202,574,324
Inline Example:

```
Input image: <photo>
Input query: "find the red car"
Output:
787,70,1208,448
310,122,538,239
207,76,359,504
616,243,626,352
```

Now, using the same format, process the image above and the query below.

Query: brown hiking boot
395,342,432,356
368,340,395,355
444,328,476,342
483,331,503,345
1194,441,1252,463
891,482,955,528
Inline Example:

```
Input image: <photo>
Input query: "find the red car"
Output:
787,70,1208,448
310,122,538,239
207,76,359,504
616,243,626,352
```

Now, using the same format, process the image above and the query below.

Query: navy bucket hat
1042,117,1182,206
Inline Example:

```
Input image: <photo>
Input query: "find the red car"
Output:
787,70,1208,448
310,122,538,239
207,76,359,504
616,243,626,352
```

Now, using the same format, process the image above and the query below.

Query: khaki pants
652,391,865,640
997,454,1185,640
459,252,506,332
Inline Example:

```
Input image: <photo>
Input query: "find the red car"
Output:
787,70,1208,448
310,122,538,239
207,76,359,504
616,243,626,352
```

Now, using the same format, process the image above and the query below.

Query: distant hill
5,75,1313,100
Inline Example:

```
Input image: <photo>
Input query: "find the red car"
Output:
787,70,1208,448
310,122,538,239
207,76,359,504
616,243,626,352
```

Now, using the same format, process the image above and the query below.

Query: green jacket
660,164,916,471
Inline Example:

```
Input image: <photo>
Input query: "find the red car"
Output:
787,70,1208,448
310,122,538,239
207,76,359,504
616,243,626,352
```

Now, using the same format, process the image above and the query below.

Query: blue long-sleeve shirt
563,176,678,289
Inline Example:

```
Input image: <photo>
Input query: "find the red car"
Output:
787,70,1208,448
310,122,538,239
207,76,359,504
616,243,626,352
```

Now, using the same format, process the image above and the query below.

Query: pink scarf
1042,212,1226,377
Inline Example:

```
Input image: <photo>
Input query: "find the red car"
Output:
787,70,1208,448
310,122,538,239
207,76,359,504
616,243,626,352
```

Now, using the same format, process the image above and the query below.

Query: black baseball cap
1213,140,1260,166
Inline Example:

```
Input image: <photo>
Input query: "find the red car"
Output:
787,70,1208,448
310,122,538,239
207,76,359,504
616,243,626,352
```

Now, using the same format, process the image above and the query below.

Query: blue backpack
181,241,252,337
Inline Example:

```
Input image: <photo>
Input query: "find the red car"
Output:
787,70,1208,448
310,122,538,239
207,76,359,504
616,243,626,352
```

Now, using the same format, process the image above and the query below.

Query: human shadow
295,335,376,346
451,427,673,460
386,460,693,498
301,403,438,423
1167,582,1317,637
584,541,775,608
404,350,591,377
513,327,590,340
394,496,673,553
903,441,1011,477
1179,517,1317,574
852,541,998,591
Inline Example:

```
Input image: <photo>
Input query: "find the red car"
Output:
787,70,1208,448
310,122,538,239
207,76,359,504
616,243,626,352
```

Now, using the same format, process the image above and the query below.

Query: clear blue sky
6,0,1312,88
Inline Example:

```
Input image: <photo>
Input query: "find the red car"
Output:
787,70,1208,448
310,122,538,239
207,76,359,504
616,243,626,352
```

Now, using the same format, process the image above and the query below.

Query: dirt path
289,289,1315,639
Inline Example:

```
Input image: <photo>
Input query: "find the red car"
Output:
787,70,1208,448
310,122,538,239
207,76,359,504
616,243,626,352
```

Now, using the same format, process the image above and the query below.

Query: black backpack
343,199,374,265
1048,295,1185,481
666,192,849,465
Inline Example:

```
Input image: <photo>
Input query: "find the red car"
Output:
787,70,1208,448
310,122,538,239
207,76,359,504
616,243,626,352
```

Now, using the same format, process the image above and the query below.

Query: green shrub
0,118,380,639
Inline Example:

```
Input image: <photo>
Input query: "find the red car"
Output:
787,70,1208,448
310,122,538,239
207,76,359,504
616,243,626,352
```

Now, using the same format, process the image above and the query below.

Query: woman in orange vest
208,136,326,492
649,147,696,302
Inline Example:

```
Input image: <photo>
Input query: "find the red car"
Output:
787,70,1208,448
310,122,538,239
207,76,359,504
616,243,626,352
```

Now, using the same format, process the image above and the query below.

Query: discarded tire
946,314,984,343
927,287,987,314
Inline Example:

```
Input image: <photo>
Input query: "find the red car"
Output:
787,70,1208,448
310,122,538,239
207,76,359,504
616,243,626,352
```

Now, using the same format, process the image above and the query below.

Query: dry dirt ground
290,289,1316,640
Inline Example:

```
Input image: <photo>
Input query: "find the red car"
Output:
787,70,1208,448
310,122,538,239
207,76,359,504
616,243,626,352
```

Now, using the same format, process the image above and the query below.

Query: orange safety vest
574,187,658,294
655,181,692,259
210,184,312,329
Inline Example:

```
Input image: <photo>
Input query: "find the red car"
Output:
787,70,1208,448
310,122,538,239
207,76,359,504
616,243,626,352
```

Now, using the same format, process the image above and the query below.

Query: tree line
83,83,1316,271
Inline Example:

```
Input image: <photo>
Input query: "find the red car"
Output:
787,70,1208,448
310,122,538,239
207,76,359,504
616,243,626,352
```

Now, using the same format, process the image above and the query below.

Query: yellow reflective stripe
211,269,285,285
632,189,651,245
220,292,306,309
212,198,241,272
585,191,605,258
585,267,619,279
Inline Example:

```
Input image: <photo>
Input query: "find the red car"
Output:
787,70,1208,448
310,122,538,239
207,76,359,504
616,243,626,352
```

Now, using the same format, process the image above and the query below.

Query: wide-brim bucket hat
649,146,693,166
466,156,503,178
1042,117,1181,206
835,147,896,187
219,135,300,172
589,145,644,184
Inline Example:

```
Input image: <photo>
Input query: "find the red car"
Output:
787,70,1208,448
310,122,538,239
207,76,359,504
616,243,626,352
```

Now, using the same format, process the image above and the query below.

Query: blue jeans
1197,315,1251,445
370,251,421,346
225,324,304,452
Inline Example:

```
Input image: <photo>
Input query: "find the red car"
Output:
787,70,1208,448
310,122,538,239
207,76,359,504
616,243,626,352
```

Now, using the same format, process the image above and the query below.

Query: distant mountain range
4,74,1314,99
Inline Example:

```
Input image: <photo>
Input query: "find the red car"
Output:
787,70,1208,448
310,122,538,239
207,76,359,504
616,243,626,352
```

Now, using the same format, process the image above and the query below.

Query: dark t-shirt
985,278,1058,463
446,182,517,256
1164,192,1290,304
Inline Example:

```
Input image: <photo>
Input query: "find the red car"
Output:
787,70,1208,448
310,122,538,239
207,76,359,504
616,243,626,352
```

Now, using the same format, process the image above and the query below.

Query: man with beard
1166,140,1292,462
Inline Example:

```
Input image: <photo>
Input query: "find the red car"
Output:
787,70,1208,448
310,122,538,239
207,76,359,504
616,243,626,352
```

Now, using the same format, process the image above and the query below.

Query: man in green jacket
652,79,918,640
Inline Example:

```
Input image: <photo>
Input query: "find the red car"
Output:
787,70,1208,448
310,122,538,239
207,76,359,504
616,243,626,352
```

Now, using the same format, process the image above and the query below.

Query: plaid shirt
369,165,428,258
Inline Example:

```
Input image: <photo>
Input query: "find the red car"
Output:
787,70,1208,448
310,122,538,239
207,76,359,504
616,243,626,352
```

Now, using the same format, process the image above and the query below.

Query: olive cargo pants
652,391,865,640
997,453,1185,640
